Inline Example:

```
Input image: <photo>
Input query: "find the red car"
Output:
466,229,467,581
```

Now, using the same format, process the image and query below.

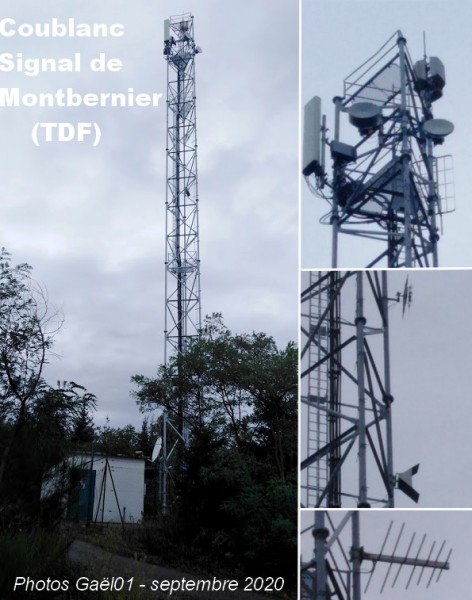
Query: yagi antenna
394,276,413,318
359,520,451,594
305,512,452,600
402,276,409,317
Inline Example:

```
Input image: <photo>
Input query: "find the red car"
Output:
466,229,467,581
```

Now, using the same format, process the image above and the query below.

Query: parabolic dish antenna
152,439,162,462
348,102,383,131
423,118,454,140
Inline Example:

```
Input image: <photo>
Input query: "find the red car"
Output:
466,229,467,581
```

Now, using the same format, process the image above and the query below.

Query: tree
93,417,158,458
68,382,97,446
134,314,296,464
0,379,97,527
0,248,63,491
132,314,297,583
0,249,61,412
0,249,97,527
94,421,139,456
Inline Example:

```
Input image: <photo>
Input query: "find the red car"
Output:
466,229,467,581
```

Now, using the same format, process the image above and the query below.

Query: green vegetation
132,314,297,588
0,530,71,599
0,250,297,597
0,249,97,597
0,249,97,528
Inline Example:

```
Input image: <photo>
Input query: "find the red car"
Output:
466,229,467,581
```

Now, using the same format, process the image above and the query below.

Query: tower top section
164,14,202,64
303,30,455,268
163,13,202,363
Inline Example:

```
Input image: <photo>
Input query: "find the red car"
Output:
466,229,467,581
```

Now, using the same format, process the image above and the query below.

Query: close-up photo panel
301,1,472,599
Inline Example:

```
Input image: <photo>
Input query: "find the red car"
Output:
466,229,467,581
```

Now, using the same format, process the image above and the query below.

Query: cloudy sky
301,269,472,509
301,0,471,268
0,1,298,428
300,509,469,600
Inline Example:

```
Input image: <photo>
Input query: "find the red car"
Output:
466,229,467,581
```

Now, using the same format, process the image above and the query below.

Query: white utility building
69,453,145,524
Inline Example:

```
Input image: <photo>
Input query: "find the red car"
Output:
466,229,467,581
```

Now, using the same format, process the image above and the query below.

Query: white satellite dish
151,439,162,462
423,118,454,141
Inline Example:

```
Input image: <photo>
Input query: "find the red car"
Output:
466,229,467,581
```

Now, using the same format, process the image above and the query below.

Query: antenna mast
160,14,202,514
303,31,455,268
164,14,202,364
301,271,418,508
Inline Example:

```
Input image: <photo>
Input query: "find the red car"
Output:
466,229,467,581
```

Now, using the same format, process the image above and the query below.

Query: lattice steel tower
159,14,202,515
164,14,202,363
303,30,455,268
301,271,419,508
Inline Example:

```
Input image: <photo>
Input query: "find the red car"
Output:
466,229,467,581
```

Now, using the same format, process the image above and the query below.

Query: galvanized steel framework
301,271,395,508
161,13,201,514
164,13,202,362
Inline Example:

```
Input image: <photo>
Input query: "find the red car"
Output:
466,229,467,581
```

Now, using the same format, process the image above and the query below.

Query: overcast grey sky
301,269,472,509
0,1,298,428
301,0,470,268
300,509,469,600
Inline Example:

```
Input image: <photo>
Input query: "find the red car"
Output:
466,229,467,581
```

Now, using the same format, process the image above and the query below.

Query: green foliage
221,476,297,576
93,417,158,458
133,313,297,478
0,381,97,529
0,247,60,414
0,530,71,599
69,383,97,446
0,250,97,529
132,314,297,587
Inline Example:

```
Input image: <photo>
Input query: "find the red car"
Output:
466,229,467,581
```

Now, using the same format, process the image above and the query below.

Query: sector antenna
303,31,455,268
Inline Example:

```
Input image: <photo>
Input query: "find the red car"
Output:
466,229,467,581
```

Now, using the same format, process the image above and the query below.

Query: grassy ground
0,529,71,599
0,524,295,599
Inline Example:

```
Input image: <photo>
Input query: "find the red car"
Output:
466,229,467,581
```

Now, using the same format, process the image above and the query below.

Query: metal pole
398,35,412,267
175,64,183,355
355,273,369,507
331,97,343,268
164,55,170,366
100,459,107,525
328,272,341,507
427,137,439,267
382,272,395,507
162,409,168,516
86,444,95,526
352,511,362,600
314,511,329,600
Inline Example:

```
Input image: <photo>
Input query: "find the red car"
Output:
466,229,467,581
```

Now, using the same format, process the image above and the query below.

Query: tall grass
0,530,70,599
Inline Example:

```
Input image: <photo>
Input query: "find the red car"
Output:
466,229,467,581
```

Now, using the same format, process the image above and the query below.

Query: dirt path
68,539,285,600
